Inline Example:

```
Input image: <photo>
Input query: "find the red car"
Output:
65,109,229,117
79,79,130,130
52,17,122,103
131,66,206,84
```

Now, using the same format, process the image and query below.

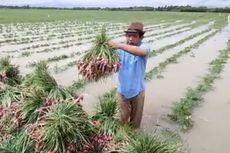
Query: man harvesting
108,22,151,128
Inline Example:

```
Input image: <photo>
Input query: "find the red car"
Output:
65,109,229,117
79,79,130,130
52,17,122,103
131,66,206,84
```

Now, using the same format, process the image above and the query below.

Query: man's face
125,32,142,46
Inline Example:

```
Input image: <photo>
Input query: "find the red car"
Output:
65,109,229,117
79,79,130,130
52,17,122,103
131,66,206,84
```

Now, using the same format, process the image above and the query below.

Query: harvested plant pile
0,59,184,153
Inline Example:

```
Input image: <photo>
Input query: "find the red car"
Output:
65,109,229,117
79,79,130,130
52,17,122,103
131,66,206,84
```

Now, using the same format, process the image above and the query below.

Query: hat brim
124,29,145,34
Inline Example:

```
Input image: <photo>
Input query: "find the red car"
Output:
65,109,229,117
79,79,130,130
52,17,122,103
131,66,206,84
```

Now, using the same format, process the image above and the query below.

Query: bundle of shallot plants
27,98,95,153
77,27,120,81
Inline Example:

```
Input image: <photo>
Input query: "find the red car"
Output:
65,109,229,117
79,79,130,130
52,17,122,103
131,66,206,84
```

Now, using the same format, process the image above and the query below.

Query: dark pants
117,91,145,128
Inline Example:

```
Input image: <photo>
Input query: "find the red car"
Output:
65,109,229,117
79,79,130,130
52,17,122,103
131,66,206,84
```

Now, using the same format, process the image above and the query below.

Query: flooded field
1,10,230,153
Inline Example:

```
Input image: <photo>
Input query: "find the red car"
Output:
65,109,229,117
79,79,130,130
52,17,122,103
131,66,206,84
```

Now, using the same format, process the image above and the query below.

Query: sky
0,0,230,8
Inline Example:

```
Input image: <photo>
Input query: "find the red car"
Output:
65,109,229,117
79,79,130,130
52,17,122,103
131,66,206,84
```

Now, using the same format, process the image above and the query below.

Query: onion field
0,9,230,153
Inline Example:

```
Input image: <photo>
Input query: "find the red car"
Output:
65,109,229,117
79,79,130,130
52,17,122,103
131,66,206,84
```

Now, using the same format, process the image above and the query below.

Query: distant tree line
0,5,230,13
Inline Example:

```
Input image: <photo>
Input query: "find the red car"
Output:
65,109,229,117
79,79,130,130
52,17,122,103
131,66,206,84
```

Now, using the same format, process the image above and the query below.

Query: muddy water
142,24,230,130
146,30,215,71
143,33,230,127
53,66,80,85
152,22,213,50
81,75,118,115
181,29,230,153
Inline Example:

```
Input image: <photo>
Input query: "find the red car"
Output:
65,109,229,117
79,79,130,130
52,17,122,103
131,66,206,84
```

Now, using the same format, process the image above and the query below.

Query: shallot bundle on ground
77,27,120,81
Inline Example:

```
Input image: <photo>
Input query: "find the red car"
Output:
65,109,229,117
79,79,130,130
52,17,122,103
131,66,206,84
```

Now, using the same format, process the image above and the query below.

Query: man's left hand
107,40,121,49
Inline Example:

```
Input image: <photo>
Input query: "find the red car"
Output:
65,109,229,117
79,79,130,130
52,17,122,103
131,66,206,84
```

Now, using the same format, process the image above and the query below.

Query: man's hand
107,40,121,49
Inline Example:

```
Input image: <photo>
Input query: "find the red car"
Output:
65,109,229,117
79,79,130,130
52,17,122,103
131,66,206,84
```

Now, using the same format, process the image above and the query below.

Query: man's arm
108,40,148,57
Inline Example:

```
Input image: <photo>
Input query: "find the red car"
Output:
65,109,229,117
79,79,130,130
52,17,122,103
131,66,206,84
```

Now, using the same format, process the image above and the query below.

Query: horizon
0,0,230,8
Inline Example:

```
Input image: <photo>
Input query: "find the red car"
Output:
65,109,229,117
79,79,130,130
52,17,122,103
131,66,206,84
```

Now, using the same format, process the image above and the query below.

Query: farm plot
182,60,230,153
143,23,230,130
0,10,230,153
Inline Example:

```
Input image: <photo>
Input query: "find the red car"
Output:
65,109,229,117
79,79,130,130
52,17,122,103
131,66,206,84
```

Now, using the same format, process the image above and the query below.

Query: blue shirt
117,41,151,99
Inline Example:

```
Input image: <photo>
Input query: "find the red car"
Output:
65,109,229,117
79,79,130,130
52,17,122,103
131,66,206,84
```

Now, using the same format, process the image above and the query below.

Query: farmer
108,22,151,128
